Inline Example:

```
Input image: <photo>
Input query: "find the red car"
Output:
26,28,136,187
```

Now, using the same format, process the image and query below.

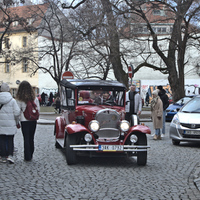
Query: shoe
157,135,162,140
0,157,7,163
153,135,158,140
7,156,14,164
151,133,155,136
161,134,165,138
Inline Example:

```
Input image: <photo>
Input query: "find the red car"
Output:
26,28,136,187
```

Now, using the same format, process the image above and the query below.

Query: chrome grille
180,123,200,129
95,108,120,138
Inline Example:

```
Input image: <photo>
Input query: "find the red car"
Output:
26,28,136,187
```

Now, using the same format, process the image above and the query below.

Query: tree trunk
101,0,128,88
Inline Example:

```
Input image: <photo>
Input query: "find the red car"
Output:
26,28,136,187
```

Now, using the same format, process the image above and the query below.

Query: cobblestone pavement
1,117,200,199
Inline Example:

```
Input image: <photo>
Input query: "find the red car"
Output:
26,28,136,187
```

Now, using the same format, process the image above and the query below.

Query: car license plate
184,130,200,135
99,145,124,151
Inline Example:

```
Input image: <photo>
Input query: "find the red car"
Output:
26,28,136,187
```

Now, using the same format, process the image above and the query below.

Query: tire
172,139,180,145
136,133,147,166
55,141,61,149
65,134,77,165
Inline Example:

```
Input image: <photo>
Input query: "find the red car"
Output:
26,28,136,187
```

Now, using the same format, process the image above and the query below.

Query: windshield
175,97,192,105
181,96,200,113
77,89,124,106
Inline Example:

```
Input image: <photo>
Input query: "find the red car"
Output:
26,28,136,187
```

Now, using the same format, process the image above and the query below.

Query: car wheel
65,134,77,165
55,141,62,149
172,139,180,145
136,133,147,166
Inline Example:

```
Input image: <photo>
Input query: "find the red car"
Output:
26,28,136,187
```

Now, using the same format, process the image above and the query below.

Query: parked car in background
169,95,200,145
165,96,194,121
54,79,151,166
168,96,173,104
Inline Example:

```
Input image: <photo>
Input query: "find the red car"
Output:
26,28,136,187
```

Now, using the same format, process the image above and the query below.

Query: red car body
54,79,151,165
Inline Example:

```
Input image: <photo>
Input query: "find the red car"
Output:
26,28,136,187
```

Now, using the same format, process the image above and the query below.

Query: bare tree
0,0,29,60
12,0,81,91
120,0,200,101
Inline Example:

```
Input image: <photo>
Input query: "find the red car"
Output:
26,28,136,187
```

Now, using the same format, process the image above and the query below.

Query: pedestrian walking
125,84,142,124
55,96,61,114
145,92,149,106
0,82,20,164
151,89,163,140
157,85,169,137
16,81,40,161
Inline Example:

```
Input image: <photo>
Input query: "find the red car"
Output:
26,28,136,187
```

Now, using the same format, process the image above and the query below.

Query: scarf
151,96,159,111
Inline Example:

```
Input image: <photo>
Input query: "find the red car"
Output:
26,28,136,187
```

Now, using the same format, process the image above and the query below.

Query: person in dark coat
157,85,169,137
41,92,45,106
49,92,53,106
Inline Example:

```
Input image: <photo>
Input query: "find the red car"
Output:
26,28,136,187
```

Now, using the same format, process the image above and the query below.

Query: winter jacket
151,97,163,129
0,92,20,135
158,89,169,110
125,91,142,114
17,97,40,122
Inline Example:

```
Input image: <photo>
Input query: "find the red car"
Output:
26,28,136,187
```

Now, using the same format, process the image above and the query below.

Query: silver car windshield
181,97,200,113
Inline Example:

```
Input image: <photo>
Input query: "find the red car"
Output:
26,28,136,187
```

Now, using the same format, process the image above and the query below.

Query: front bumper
170,124,200,142
70,144,150,152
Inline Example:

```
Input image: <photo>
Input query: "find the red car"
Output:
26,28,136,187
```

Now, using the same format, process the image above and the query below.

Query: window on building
23,36,27,47
27,18,34,25
153,10,161,15
5,38,10,49
162,27,166,33
22,58,28,72
13,21,19,27
5,61,10,73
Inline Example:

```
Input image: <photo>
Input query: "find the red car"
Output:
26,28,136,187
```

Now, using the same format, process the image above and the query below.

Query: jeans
21,121,37,161
155,129,161,136
162,110,166,134
0,135,14,157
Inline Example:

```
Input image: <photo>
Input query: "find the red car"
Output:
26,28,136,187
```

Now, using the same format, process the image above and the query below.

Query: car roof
60,79,127,90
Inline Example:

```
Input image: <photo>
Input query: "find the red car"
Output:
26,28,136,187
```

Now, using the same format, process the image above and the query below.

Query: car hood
167,104,182,110
177,112,200,124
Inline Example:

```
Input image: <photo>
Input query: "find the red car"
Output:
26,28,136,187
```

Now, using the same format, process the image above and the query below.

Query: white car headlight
89,120,100,132
171,114,180,125
84,133,92,142
130,134,138,143
120,120,130,132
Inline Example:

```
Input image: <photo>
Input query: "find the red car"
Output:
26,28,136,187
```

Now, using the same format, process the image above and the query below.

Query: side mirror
66,89,72,98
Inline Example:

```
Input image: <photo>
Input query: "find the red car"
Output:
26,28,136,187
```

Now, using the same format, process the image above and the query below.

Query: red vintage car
54,79,151,165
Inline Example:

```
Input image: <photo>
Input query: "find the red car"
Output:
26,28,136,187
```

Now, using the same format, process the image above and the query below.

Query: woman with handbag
16,81,40,161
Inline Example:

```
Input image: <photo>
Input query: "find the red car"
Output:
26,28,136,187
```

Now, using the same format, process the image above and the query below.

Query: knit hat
157,85,163,90
1,82,10,92
152,89,159,96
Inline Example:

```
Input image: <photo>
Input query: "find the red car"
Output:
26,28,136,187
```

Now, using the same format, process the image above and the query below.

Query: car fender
55,116,66,138
66,124,90,135
127,125,151,135
123,125,151,143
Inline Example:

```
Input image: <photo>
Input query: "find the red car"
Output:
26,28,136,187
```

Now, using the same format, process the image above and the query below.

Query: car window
181,97,200,113
176,97,191,105
77,89,124,106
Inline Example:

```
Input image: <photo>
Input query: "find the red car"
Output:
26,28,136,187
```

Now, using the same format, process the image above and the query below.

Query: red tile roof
0,3,49,33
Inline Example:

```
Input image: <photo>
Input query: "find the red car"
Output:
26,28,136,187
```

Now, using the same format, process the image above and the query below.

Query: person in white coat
125,85,142,123
16,81,40,162
0,82,20,164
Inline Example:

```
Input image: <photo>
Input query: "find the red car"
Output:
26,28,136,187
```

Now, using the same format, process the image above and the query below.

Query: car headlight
120,120,130,132
171,114,180,125
84,133,92,142
89,120,100,132
130,134,138,143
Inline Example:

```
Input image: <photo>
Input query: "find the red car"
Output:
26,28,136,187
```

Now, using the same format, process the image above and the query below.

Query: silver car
169,95,200,145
